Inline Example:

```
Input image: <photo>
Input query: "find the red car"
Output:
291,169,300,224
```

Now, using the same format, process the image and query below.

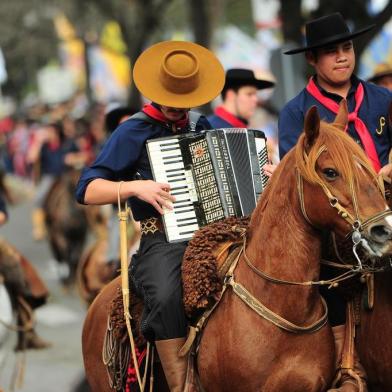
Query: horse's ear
304,105,320,150
334,100,348,130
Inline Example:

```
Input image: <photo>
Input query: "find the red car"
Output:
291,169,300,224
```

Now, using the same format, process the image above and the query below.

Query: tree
0,1,58,100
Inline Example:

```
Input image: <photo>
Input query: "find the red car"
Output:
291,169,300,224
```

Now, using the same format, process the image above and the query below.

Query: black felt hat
105,105,136,134
224,68,275,90
284,13,374,55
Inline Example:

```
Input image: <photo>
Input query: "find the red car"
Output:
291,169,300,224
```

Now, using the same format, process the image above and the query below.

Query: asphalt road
0,194,90,392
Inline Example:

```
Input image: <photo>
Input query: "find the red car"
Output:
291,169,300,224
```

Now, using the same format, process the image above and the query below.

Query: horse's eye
322,168,338,180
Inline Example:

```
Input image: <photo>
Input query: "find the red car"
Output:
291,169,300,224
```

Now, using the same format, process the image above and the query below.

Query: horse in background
43,169,106,286
77,212,140,305
81,103,392,391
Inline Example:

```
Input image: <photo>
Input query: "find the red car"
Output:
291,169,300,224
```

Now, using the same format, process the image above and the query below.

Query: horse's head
295,101,392,262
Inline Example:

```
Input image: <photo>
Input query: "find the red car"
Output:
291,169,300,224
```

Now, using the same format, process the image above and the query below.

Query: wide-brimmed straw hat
133,41,225,108
284,13,374,55
367,63,392,83
224,68,275,90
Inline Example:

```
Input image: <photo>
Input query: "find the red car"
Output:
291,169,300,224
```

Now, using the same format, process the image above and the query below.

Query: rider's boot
14,300,51,351
155,337,187,392
328,324,367,392
31,208,46,241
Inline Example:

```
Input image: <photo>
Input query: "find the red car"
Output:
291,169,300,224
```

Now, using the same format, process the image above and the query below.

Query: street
0,194,90,392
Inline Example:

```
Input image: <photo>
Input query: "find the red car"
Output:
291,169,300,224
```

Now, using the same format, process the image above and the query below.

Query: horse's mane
250,120,379,237
295,121,376,190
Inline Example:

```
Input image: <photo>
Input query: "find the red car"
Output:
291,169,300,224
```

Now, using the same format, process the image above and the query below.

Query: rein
223,151,391,335
222,232,328,334
241,235,359,288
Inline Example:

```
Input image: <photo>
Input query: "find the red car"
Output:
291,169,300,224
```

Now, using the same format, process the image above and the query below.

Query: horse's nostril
369,225,392,243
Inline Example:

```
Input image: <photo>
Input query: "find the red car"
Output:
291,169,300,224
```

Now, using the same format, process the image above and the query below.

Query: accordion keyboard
147,137,200,242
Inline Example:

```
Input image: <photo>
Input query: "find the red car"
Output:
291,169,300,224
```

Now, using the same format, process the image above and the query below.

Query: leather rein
224,152,392,335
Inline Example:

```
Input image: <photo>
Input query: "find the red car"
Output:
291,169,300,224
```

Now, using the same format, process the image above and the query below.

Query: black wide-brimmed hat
284,13,374,55
224,68,275,90
105,105,136,134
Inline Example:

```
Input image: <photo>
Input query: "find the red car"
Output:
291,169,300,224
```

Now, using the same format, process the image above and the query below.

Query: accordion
147,128,269,242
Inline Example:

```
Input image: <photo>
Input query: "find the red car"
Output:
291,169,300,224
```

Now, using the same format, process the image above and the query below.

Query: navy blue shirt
207,114,233,128
278,76,392,165
41,139,79,176
207,109,248,129
75,111,211,221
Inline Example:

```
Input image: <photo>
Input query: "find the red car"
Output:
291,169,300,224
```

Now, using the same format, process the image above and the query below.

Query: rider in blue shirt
279,74,392,166
76,41,224,392
208,68,274,129
278,13,392,392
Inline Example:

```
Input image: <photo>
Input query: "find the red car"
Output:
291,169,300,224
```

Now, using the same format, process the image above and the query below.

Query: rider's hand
262,163,277,178
132,180,176,215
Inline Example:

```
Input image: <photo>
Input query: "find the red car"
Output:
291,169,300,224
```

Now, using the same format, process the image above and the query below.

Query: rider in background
207,68,275,128
0,179,51,350
278,13,392,392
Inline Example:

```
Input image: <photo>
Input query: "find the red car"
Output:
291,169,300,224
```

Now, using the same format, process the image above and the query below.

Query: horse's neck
247,197,321,281
238,170,323,322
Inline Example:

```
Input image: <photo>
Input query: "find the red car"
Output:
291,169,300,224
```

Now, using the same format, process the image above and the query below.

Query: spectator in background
367,62,392,91
27,122,85,240
208,68,275,129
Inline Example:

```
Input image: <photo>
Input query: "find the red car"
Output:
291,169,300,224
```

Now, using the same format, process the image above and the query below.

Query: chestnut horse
82,103,392,391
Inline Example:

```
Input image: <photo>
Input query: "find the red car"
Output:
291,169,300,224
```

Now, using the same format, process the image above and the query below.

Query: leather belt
140,217,164,236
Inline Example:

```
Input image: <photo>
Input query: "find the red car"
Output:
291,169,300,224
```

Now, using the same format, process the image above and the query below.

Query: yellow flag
100,21,127,54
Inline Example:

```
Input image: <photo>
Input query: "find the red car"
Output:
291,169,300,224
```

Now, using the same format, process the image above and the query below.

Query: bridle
296,146,392,271
223,146,392,334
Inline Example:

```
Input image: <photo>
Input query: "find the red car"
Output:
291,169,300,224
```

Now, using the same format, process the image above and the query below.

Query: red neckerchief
306,77,381,172
214,106,247,128
142,104,189,130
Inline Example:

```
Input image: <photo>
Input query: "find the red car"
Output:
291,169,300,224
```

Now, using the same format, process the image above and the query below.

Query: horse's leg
82,276,121,392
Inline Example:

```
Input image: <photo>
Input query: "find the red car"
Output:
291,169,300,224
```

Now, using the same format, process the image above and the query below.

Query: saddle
104,217,249,391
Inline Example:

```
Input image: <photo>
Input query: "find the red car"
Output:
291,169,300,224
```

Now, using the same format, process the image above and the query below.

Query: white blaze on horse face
384,214,392,233
361,239,384,258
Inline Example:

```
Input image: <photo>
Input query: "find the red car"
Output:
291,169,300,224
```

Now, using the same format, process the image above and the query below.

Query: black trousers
130,232,188,341
320,264,346,327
